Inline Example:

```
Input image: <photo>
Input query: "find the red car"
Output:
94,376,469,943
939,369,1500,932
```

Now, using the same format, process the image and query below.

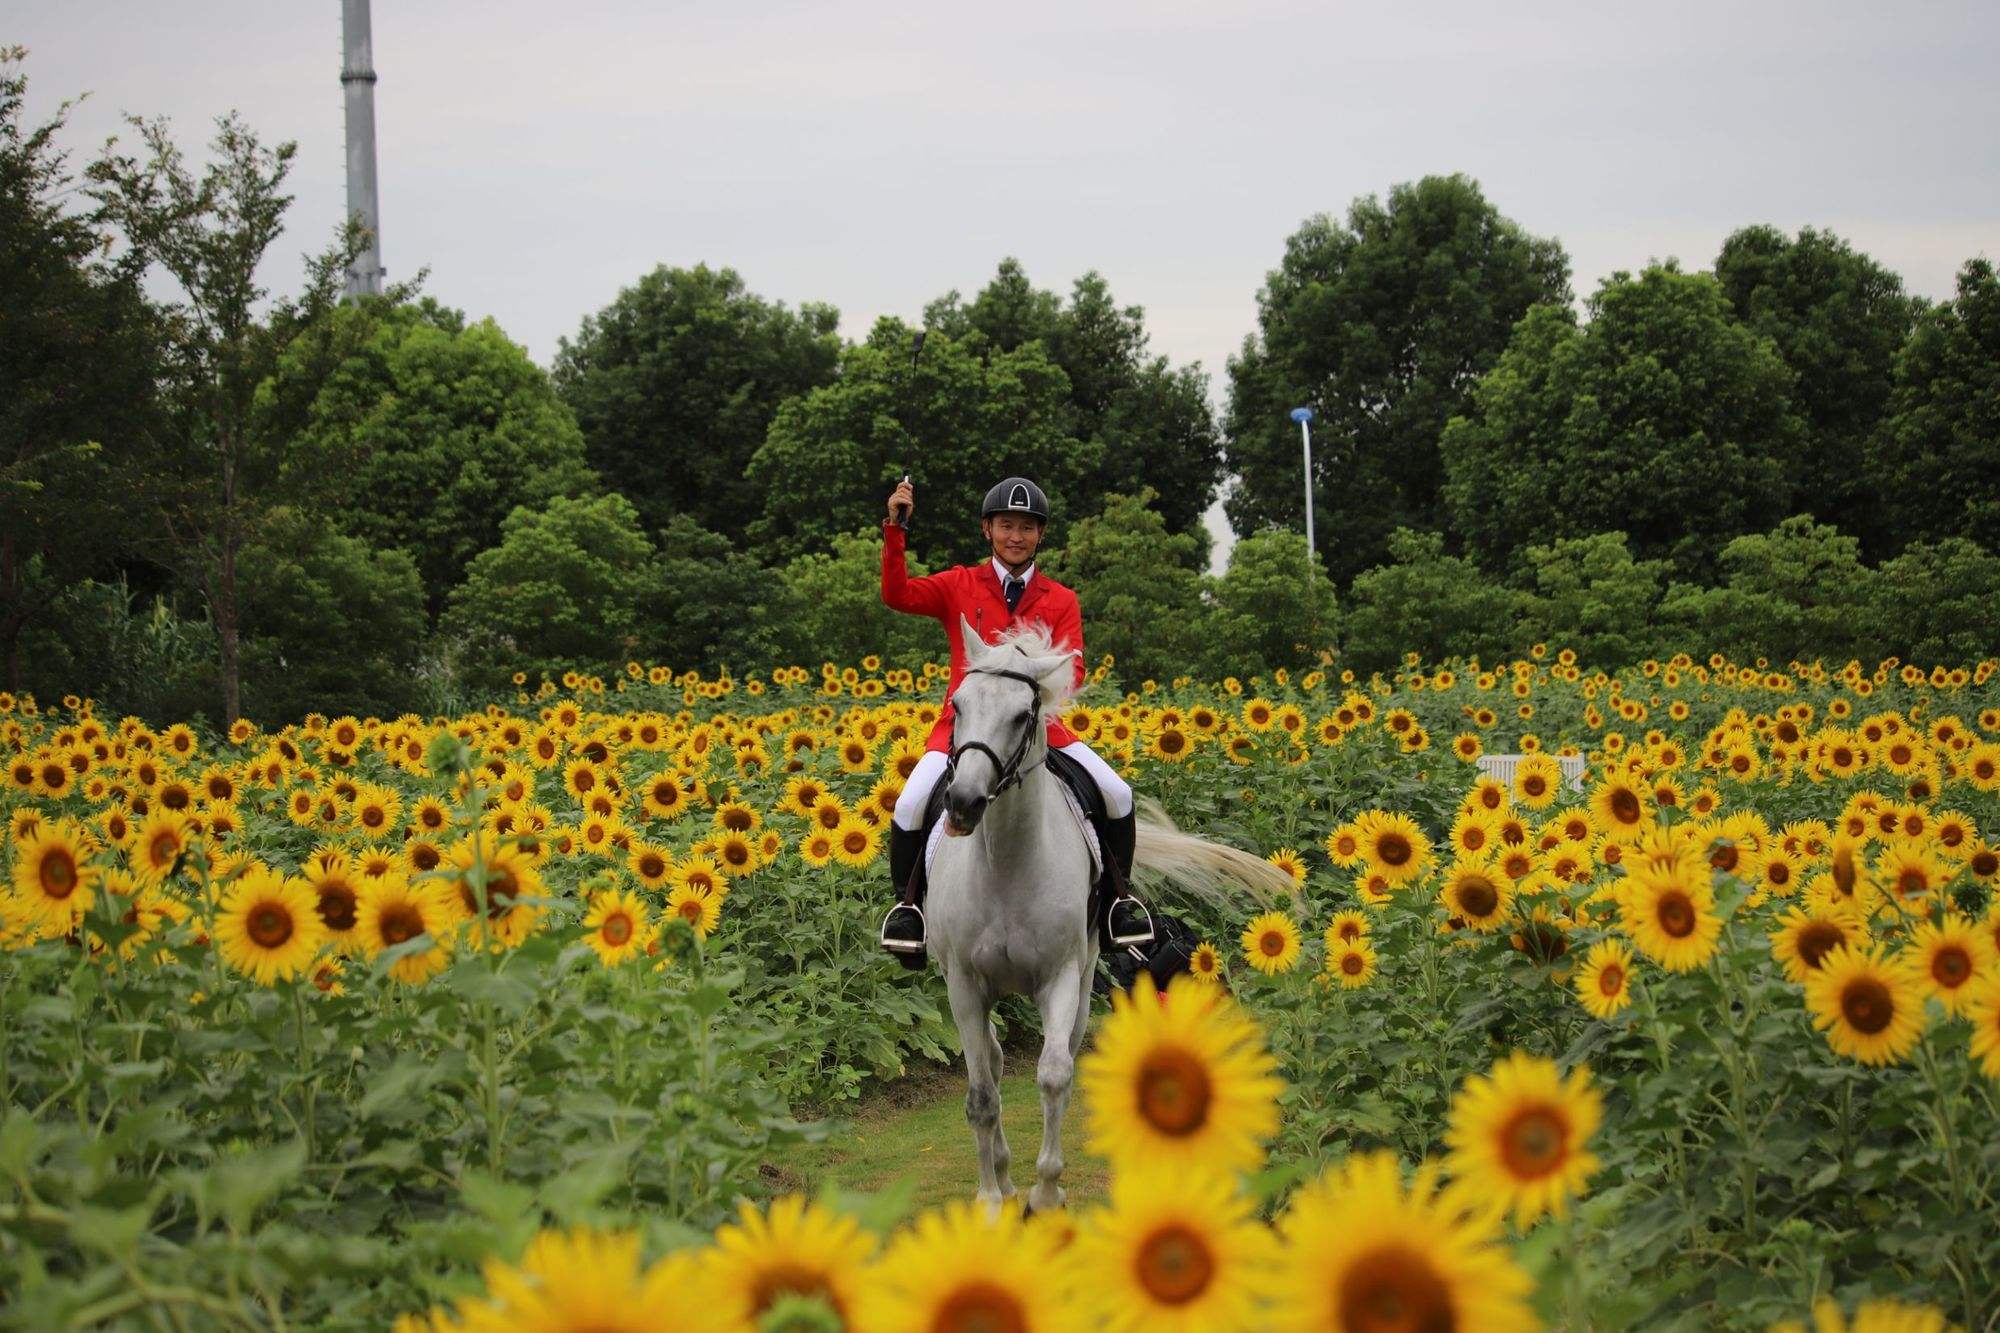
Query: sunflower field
3,648,1998,1330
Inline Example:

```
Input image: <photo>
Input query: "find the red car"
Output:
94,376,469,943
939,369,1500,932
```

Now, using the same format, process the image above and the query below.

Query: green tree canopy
1341,529,1525,674
1869,538,2000,665
1715,225,1922,551
1657,517,1878,664
553,264,841,540
1197,528,1336,680
772,528,938,671
651,514,799,675
443,494,663,691
274,298,598,614
747,320,1094,569
1038,489,1208,688
924,261,1224,535
1869,258,2000,551
1225,175,1570,583
1518,531,1670,668
1441,265,1808,577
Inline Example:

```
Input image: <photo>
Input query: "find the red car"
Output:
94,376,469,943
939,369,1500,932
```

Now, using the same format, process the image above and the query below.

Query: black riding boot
1099,810,1154,949
880,823,929,970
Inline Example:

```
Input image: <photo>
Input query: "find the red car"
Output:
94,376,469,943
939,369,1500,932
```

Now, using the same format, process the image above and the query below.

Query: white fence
1475,753,1588,792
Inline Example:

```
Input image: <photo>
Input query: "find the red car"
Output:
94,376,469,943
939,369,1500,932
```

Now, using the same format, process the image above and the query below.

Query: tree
651,514,799,673
1441,265,1807,578
0,49,158,689
924,262,1225,537
1341,529,1525,674
1518,532,1670,668
1870,538,2000,664
1198,528,1337,679
552,264,841,540
442,494,663,690
236,508,426,722
86,109,400,722
1869,258,2000,552
1657,517,1878,664
747,320,1094,569
773,528,940,670
1038,489,1209,688
1715,225,1922,550
271,298,597,613
1225,176,1570,583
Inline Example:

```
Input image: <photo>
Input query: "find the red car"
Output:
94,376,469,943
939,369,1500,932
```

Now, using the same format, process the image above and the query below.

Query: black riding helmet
981,477,1050,523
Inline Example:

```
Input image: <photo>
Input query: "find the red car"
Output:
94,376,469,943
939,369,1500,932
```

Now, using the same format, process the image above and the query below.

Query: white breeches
892,741,1135,830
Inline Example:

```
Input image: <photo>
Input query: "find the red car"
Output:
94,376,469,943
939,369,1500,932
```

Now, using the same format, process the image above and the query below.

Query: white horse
927,617,1293,1212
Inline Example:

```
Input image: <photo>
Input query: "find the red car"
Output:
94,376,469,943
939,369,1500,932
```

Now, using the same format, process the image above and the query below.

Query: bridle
944,667,1046,802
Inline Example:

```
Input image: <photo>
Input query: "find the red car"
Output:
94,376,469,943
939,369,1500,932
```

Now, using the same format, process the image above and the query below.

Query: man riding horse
877,475,1154,967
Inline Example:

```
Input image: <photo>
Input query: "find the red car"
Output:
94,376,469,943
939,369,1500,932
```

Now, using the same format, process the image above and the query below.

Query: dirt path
768,1060,1110,1212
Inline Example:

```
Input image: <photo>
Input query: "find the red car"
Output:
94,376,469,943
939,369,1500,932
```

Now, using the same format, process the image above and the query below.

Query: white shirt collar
992,557,1034,588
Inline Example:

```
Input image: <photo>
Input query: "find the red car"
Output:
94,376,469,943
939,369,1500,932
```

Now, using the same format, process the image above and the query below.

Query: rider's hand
887,479,914,522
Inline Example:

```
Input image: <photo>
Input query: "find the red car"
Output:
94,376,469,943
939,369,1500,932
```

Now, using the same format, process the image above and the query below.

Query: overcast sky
15,1,1999,561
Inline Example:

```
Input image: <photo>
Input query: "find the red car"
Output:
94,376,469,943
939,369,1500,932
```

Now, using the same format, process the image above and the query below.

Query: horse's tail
1130,796,1297,909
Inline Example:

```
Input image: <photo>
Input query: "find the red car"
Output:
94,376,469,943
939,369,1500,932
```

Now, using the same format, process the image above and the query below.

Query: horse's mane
968,620,1084,711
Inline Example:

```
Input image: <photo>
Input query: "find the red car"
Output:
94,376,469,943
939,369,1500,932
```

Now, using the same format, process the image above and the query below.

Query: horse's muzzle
945,790,988,835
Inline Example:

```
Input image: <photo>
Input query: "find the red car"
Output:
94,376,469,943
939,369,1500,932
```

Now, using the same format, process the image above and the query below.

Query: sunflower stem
290,982,316,1161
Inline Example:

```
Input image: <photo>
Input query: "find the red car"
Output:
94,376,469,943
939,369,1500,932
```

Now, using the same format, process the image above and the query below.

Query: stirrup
879,902,927,953
1106,895,1155,949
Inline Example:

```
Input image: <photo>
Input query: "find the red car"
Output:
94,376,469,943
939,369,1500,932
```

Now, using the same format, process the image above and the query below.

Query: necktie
1004,575,1024,612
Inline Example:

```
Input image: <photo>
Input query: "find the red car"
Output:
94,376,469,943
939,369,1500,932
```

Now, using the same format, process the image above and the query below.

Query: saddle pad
925,781,1103,882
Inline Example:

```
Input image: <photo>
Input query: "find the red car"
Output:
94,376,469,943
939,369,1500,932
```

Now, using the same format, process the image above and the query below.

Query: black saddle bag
1094,910,1200,995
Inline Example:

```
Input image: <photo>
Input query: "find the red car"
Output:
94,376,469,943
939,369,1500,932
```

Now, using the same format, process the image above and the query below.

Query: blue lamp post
1290,407,1315,586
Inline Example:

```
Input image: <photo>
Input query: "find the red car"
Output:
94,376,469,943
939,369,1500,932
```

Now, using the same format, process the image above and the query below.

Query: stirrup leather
1106,894,1154,949
879,902,927,953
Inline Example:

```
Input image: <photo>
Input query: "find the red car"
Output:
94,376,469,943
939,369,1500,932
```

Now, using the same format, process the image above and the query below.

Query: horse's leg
945,969,1012,1212
1027,960,1086,1212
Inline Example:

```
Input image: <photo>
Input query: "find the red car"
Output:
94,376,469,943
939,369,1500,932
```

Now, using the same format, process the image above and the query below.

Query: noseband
944,667,1045,802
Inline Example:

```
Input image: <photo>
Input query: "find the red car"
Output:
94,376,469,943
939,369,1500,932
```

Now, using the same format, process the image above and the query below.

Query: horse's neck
973,758,1060,862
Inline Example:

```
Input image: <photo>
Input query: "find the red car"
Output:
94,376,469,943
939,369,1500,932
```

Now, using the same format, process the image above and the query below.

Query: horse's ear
1021,651,1079,704
956,614,985,661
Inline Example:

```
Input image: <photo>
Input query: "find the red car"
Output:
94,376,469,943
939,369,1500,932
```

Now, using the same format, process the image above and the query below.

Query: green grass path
770,1064,1109,1212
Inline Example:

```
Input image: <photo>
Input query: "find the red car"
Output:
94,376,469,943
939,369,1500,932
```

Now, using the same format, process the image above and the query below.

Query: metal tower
341,0,385,299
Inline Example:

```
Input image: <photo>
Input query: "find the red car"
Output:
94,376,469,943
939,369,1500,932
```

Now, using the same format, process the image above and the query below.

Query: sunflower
1968,978,2000,1079
856,1199,1066,1333
1441,855,1514,932
1805,944,1927,1066
355,875,454,985
1265,847,1307,887
1066,1165,1272,1332
1909,915,1994,1016
1079,975,1281,1176
583,887,654,967
1872,839,1948,915
440,838,544,949
1324,909,1370,948
9,818,98,931
451,1227,697,1332
1768,1296,1952,1333
1573,939,1634,1018
1187,941,1223,983
1587,776,1650,843
1447,809,1500,859
1147,726,1195,763
408,796,452,836
831,817,882,869
128,808,193,887
666,884,722,939
1444,1051,1602,1228
1323,823,1363,868
676,855,728,901
799,829,837,868
1269,1150,1535,1333
299,850,368,953
1240,911,1302,974
1769,905,1867,984
1619,854,1721,972
626,840,675,890
640,770,692,821
1327,939,1377,989
1511,753,1563,810
1355,810,1432,887
699,1194,875,1331
214,868,326,985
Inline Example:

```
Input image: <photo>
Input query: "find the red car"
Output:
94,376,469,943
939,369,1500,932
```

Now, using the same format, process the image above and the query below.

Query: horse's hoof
1028,1185,1066,1213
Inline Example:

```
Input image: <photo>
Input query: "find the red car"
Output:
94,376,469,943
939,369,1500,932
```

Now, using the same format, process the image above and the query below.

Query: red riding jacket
880,518,1085,754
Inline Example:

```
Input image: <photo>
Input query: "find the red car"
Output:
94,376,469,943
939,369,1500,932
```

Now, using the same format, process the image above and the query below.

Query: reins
944,666,1045,802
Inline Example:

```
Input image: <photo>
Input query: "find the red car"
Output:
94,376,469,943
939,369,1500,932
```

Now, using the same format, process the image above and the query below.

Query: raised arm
880,519,949,617
1049,591,1087,691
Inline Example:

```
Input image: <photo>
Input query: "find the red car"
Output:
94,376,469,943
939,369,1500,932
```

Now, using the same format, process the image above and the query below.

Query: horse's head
943,615,1080,835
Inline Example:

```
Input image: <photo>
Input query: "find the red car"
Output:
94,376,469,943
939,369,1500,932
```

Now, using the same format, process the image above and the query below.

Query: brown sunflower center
378,903,425,947
678,899,705,923
1895,869,1929,901
1522,776,1546,797
1341,952,1366,976
315,883,359,932
1656,892,1695,938
1609,789,1641,824
1336,1244,1455,1333
1376,834,1411,867
1931,945,1971,989
1135,1223,1214,1305
1597,963,1625,996
1136,1047,1213,1137
1972,849,2000,878
1456,875,1499,918
1259,930,1288,958
1841,977,1894,1035
247,903,294,949
1794,923,1842,970
638,853,667,879
1710,845,1739,873
38,849,78,898
933,1281,1027,1333
1500,1106,1568,1179
601,912,633,947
